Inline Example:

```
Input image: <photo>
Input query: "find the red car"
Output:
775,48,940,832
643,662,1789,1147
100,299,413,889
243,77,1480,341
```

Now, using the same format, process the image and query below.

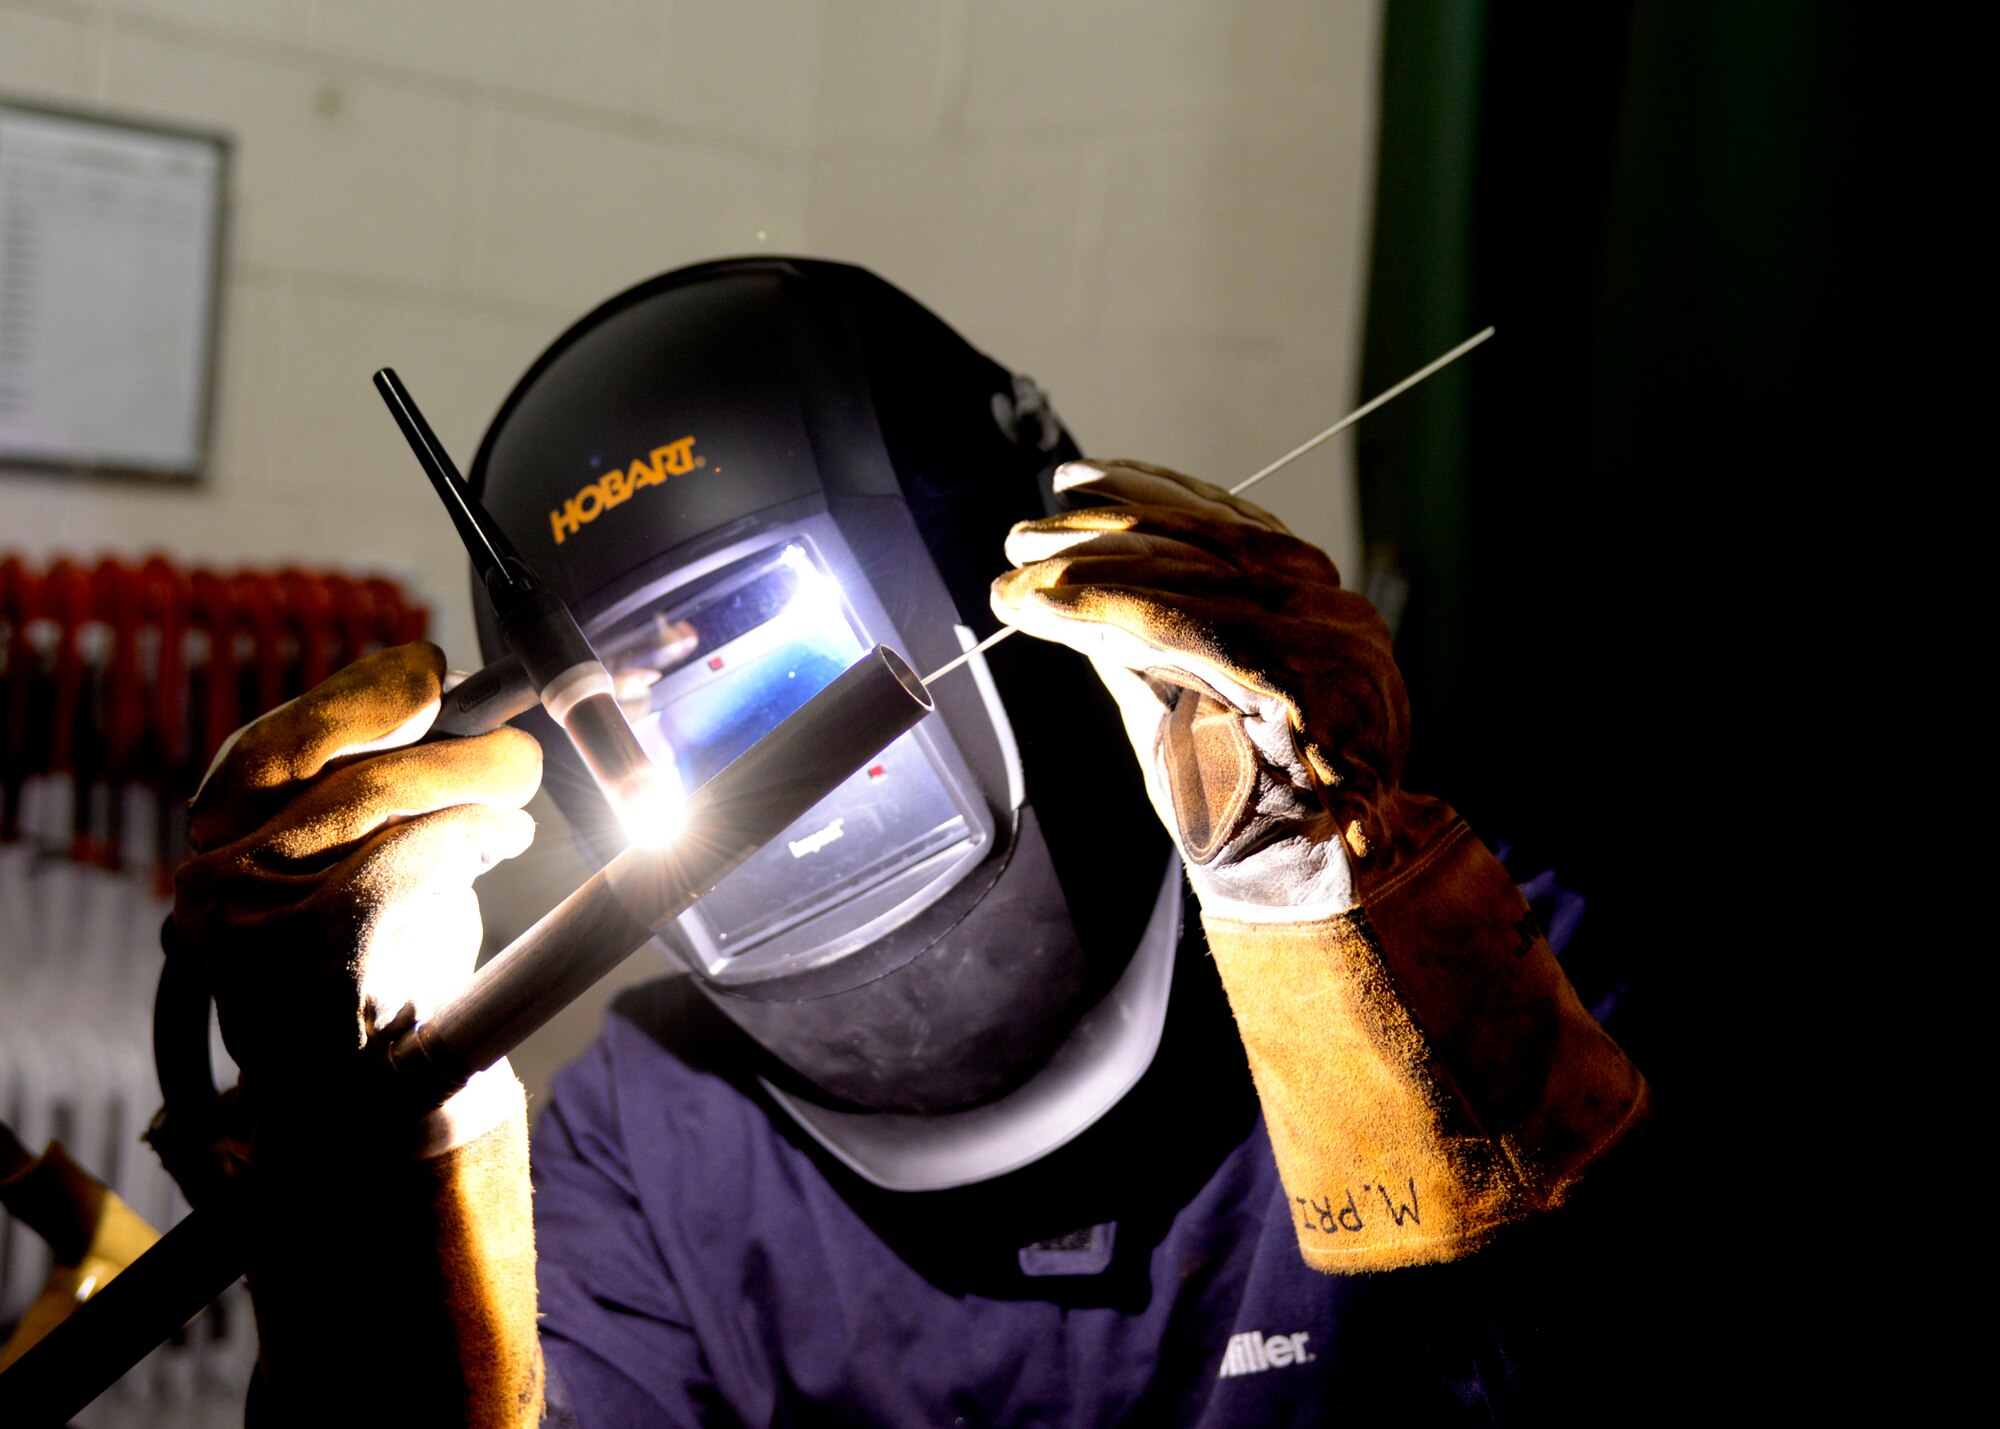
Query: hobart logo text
788,818,845,859
549,436,702,546
1218,1330,1315,1378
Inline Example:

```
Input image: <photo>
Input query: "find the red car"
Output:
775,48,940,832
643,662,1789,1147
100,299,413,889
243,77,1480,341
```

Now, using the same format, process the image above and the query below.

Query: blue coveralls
534,870,1651,1426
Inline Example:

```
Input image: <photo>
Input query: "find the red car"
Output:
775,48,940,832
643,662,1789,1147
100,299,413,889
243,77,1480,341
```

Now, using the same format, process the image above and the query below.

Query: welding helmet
469,258,1179,1190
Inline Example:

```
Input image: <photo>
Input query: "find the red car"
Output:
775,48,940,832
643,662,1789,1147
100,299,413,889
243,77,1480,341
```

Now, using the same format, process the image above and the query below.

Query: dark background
1353,0,1895,1366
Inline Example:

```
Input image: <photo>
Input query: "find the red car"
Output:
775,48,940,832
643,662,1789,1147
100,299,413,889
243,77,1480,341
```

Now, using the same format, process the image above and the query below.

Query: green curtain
1357,2,1885,1107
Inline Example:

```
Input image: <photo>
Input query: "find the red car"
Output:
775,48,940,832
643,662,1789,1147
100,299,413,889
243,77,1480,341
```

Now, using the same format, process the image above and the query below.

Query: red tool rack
0,554,427,1417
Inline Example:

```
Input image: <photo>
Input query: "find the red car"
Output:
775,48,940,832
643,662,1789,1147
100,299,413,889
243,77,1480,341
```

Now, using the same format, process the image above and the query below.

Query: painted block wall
1,0,1381,1108
806,0,1381,579
0,0,821,669
0,0,824,1116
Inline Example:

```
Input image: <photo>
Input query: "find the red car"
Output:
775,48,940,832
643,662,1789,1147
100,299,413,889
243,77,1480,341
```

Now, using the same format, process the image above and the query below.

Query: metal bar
1230,326,1495,495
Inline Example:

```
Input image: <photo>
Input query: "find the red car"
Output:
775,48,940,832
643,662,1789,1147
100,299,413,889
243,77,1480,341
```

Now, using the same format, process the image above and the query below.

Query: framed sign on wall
0,99,230,484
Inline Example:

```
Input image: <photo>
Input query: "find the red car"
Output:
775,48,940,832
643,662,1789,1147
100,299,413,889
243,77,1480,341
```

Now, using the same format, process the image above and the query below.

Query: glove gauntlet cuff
1204,820,1649,1272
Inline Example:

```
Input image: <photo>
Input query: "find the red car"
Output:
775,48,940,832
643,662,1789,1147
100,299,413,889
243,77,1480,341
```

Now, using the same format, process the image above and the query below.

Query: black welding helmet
468,258,1179,1190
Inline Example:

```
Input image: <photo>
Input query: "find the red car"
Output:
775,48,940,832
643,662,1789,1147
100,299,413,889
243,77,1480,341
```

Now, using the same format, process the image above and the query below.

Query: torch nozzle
557,689,679,844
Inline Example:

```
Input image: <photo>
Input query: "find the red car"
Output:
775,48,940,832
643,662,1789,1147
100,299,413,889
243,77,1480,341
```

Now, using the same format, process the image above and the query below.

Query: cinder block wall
0,0,821,664
1,0,1379,646
805,0,1381,577
1,0,1381,1105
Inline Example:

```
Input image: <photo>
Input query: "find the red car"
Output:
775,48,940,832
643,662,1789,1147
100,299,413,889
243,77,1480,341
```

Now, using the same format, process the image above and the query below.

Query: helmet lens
598,535,984,971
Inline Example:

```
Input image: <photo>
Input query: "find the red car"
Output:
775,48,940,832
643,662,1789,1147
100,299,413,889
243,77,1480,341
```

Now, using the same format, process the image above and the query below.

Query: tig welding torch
371,368,667,834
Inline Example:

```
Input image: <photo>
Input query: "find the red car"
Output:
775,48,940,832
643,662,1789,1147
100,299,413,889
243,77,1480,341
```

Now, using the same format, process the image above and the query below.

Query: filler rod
1230,326,1494,495
919,326,1495,689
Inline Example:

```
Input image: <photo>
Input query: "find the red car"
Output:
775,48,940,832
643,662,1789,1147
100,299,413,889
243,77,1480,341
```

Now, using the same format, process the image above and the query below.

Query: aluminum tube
389,643,932,1100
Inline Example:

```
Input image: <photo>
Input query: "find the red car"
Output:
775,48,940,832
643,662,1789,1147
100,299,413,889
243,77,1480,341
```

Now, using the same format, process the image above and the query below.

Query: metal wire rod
1231,326,1494,495
919,326,1495,689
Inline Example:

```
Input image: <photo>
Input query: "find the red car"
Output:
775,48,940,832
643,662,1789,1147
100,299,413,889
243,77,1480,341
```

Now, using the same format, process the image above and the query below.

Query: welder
168,259,1650,1424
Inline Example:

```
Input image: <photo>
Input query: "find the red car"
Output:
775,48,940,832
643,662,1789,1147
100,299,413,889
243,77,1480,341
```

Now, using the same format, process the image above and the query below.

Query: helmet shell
469,258,1169,1117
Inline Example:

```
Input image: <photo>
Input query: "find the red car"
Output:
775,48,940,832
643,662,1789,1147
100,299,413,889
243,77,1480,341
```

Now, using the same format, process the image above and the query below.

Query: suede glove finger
1035,457,1293,532
190,640,453,850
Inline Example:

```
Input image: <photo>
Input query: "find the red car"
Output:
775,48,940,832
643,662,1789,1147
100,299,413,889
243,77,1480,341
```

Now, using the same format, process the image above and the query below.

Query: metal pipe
0,1199,245,1422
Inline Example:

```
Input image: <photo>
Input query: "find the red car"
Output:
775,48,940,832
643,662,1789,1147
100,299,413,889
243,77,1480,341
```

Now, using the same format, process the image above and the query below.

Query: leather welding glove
169,641,544,1425
993,460,1649,1272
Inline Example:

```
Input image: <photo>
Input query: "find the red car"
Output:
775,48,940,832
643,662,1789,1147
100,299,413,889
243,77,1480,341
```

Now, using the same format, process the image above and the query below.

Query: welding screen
604,539,978,960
